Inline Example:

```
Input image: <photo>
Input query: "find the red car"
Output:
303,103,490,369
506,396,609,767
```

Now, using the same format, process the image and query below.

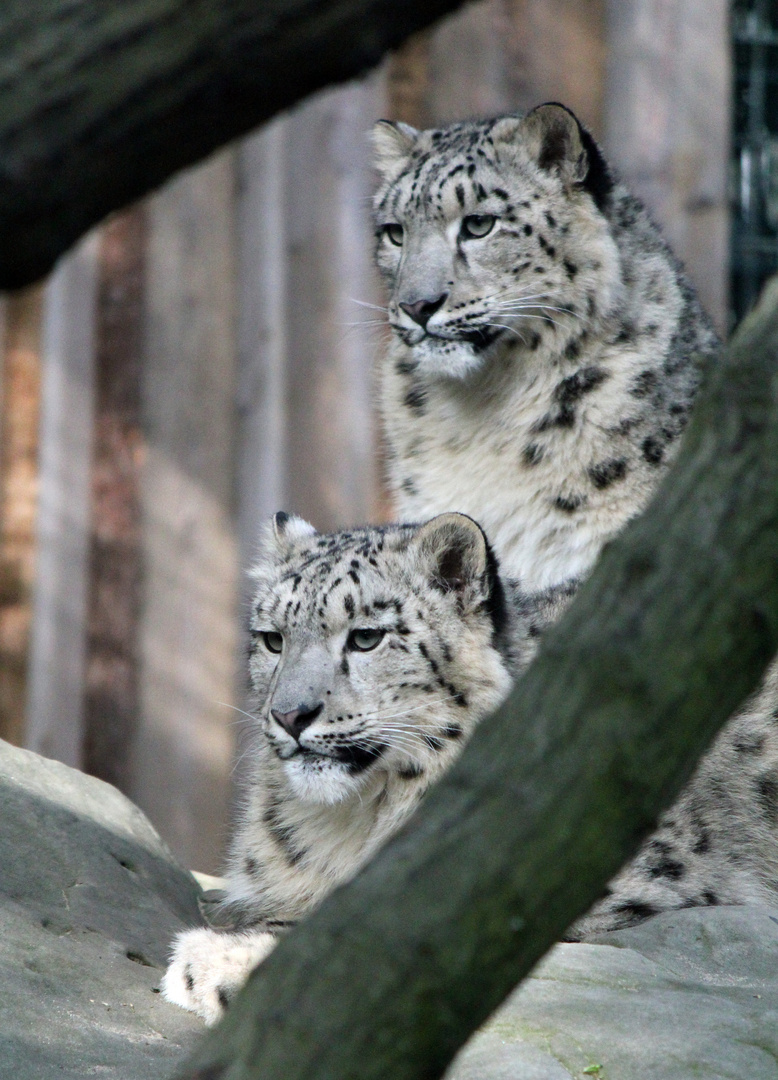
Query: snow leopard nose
271,702,324,741
400,293,448,327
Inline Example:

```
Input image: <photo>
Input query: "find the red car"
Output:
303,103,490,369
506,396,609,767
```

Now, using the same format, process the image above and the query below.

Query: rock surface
1,737,777,1080
447,904,778,1080
0,738,205,1079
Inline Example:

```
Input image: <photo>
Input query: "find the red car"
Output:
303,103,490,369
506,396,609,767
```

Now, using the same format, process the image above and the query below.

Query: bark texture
0,0,471,289
176,278,778,1080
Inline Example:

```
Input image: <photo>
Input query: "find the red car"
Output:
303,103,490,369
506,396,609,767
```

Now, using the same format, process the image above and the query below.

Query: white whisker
215,701,259,726
348,298,389,313
357,697,450,724
230,742,260,777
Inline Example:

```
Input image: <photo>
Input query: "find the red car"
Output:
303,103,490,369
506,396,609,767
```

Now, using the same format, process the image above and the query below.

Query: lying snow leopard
163,511,778,1024
372,102,720,589
162,510,570,1023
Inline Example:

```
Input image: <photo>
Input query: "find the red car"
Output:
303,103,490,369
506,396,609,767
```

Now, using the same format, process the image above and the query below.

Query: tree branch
0,0,471,289
173,280,778,1080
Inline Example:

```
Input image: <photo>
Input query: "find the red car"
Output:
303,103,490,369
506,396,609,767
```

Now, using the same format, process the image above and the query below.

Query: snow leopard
163,512,778,1024
162,510,570,1023
372,102,720,589
370,102,778,939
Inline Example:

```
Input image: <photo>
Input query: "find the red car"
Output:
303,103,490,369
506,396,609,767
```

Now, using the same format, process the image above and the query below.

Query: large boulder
0,738,205,1079
447,904,778,1080
1,736,777,1079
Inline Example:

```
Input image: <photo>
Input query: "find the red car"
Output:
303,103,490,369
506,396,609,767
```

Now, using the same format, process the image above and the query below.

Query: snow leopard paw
161,926,277,1025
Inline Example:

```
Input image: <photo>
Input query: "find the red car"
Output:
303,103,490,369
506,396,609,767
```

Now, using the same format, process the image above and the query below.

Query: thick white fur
163,511,778,1022
372,105,718,588
163,513,532,1023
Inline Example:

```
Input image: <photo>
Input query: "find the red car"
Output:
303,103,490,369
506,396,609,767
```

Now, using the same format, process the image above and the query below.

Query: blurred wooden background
0,0,730,873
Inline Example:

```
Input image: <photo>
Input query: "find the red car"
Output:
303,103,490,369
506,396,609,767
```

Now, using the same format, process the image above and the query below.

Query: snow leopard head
248,512,517,805
372,102,620,378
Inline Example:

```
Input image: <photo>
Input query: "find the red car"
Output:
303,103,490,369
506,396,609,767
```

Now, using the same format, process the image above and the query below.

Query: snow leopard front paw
161,926,278,1025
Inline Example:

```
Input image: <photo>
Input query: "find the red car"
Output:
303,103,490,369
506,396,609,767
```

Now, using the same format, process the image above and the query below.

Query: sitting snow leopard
372,102,720,589
370,101,778,937
163,512,778,1024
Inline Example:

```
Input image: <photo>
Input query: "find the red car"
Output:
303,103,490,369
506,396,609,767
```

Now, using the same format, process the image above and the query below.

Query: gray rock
3,736,777,1079
447,905,778,1080
0,738,206,1079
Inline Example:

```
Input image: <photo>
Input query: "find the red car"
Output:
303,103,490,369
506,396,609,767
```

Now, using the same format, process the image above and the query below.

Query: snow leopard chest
383,336,681,590
372,109,717,590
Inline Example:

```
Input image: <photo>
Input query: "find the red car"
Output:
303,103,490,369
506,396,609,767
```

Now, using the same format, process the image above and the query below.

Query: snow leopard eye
347,628,385,652
461,214,496,239
262,631,283,654
382,223,404,247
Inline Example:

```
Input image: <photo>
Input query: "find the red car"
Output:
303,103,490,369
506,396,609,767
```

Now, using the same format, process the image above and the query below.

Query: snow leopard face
372,103,621,379
248,512,516,805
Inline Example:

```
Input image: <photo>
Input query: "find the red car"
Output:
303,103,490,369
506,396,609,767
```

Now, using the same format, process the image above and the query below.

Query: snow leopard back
372,103,720,589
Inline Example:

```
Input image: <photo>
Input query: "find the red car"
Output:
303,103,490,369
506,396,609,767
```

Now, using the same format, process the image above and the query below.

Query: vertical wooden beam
84,208,146,790
133,151,238,874
27,232,100,767
503,0,606,132
426,0,517,122
235,120,289,585
386,32,434,129
283,76,385,531
387,0,606,133
0,296,5,377
604,0,731,332
0,285,43,746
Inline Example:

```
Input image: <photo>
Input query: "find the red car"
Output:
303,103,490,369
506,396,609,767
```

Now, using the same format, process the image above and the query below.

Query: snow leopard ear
271,511,317,549
495,103,613,210
252,511,317,570
412,513,490,597
371,120,418,178
412,514,509,638
249,512,317,584
521,103,586,180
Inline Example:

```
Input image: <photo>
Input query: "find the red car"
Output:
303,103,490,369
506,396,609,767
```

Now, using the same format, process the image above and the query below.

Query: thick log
176,278,778,1080
0,0,472,289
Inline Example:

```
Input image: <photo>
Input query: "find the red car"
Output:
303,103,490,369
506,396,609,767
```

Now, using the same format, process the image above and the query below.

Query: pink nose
399,293,448,327
271,703,323,740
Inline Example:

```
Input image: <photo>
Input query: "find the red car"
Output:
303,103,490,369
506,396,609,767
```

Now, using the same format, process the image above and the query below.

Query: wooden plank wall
605,0,731,334
387,0,606,134
0,286,43,748
1,0,729,874
27,232,99,767
133,151,238,873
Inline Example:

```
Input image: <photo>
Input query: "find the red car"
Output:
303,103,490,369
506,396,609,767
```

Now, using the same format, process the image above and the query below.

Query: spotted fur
163,511,778,1020
573,666,778,938
372,103,720,589
162,511,568,1023
370,103,778,940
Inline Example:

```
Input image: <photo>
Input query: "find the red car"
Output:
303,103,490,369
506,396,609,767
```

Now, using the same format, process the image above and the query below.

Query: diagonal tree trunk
174,278,778,1080
0,0,473,289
